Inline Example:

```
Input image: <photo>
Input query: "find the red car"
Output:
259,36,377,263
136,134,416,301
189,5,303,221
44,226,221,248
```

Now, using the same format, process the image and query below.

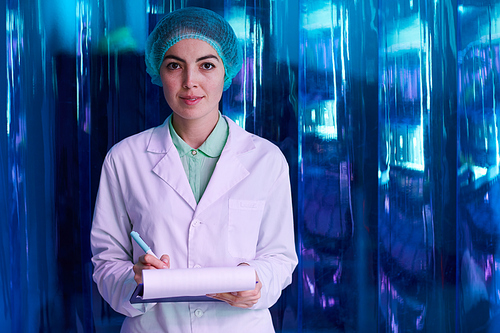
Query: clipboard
130,284,221,303
129,266,256,304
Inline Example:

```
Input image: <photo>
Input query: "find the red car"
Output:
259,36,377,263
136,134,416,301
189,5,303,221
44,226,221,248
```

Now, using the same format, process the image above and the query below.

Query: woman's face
160,39,225,127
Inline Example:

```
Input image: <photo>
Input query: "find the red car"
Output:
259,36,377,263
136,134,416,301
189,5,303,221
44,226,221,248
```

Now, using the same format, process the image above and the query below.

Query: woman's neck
171,113,219,149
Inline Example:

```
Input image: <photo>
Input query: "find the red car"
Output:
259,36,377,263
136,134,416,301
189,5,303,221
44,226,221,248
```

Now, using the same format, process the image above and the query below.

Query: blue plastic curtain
2,0,500,332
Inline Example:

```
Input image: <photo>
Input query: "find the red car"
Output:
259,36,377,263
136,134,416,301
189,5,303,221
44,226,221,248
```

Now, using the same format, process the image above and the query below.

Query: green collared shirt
169,113,229,203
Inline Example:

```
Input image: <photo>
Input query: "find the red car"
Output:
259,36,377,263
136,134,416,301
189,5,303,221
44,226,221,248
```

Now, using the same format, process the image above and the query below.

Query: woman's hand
206,267,262,308
133,254,170,285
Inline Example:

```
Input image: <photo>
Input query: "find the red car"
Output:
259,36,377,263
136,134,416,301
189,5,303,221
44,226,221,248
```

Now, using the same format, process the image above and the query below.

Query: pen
130,231,159,259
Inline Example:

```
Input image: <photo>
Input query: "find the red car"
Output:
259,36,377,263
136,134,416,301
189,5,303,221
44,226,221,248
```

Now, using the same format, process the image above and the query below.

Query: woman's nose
183,68,198,89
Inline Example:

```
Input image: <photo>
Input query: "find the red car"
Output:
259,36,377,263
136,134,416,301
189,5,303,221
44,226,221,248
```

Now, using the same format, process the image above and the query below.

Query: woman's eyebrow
196,55,220,62
163,55,185,62
163,54,220,62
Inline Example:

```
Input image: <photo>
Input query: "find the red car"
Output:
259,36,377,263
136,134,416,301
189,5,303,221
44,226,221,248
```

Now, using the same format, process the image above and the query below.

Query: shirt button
191,150,197,156
192,219,200,227
194,309,203,318
193,264,201,268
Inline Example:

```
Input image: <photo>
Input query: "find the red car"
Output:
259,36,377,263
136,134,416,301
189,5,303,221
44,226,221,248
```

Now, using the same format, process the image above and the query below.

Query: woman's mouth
180,96,203,105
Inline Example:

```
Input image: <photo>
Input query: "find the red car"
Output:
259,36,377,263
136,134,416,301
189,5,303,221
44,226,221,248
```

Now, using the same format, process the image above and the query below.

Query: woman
91,7,297,332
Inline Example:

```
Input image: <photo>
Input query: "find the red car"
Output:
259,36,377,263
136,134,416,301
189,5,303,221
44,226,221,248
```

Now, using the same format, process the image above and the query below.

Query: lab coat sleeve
91,152,155,317
245,156,298,310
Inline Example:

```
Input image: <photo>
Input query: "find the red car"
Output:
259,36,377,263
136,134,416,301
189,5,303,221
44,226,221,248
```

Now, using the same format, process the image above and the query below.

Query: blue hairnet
145,7,242,91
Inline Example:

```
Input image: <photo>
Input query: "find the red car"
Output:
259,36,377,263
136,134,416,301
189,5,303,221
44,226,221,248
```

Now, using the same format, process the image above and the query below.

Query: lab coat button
192,219,200,227
194,309,203,317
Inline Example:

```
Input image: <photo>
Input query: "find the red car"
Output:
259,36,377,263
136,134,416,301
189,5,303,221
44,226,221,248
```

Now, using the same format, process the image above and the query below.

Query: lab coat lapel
147,120,197,210
195,117,255,215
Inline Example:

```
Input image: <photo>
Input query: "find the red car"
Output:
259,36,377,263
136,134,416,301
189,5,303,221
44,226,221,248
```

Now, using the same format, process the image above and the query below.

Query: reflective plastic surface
378,0,458,331
458,1,500,331
2,0,500,332
5,1,59,332
298,0,378,331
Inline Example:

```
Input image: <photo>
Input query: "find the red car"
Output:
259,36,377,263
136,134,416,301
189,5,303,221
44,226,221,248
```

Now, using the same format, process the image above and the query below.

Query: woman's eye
201,63,215,70
166,63,180,70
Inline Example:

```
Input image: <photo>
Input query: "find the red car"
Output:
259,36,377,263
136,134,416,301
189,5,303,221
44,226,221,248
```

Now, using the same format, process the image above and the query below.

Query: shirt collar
168,112,228,158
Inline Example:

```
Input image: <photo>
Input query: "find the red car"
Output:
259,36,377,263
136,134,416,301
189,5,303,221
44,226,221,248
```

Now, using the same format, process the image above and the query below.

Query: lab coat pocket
228,199,265,258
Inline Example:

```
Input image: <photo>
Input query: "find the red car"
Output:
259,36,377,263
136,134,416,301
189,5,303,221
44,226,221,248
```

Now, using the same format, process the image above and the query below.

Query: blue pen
130,231,159,259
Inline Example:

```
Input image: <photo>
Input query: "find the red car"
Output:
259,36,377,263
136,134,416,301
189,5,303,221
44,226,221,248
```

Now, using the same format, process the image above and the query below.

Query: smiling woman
160,39,226,148
90,6,298,333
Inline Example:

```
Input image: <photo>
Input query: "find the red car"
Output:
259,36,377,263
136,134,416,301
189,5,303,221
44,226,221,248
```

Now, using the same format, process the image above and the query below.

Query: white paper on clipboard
140,266,256,300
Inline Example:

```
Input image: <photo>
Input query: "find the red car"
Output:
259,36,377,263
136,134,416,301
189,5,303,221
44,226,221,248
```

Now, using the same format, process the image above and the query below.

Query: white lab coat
91,116,298,333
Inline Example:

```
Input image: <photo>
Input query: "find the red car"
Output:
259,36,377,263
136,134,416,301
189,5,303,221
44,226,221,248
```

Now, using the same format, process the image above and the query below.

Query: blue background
2,0,500,332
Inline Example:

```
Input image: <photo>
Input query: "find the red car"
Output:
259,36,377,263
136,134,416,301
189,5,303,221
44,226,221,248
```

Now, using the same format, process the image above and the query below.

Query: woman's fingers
206,274,262,308
160,254,170,268
207,289,260,308
141,254,168,268
133,254,170,285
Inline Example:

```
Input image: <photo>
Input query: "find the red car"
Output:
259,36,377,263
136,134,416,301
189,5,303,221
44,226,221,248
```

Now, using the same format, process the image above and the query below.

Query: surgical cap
145,7,242,91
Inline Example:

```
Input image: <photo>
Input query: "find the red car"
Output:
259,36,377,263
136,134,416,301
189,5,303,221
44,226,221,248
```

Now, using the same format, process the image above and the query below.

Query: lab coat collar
196,116,256,214
148,119,197,209
146,116,256,214
147,119,174,154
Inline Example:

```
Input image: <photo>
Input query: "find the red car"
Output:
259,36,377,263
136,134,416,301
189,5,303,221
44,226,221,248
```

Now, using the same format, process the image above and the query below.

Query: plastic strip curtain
2,0,500,332
4,1,58,332
378,0,457,331
298,0,378,331
457,1,500,331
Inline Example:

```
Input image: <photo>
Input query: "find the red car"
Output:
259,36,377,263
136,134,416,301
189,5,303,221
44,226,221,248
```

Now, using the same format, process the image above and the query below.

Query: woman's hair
145,7,242,91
